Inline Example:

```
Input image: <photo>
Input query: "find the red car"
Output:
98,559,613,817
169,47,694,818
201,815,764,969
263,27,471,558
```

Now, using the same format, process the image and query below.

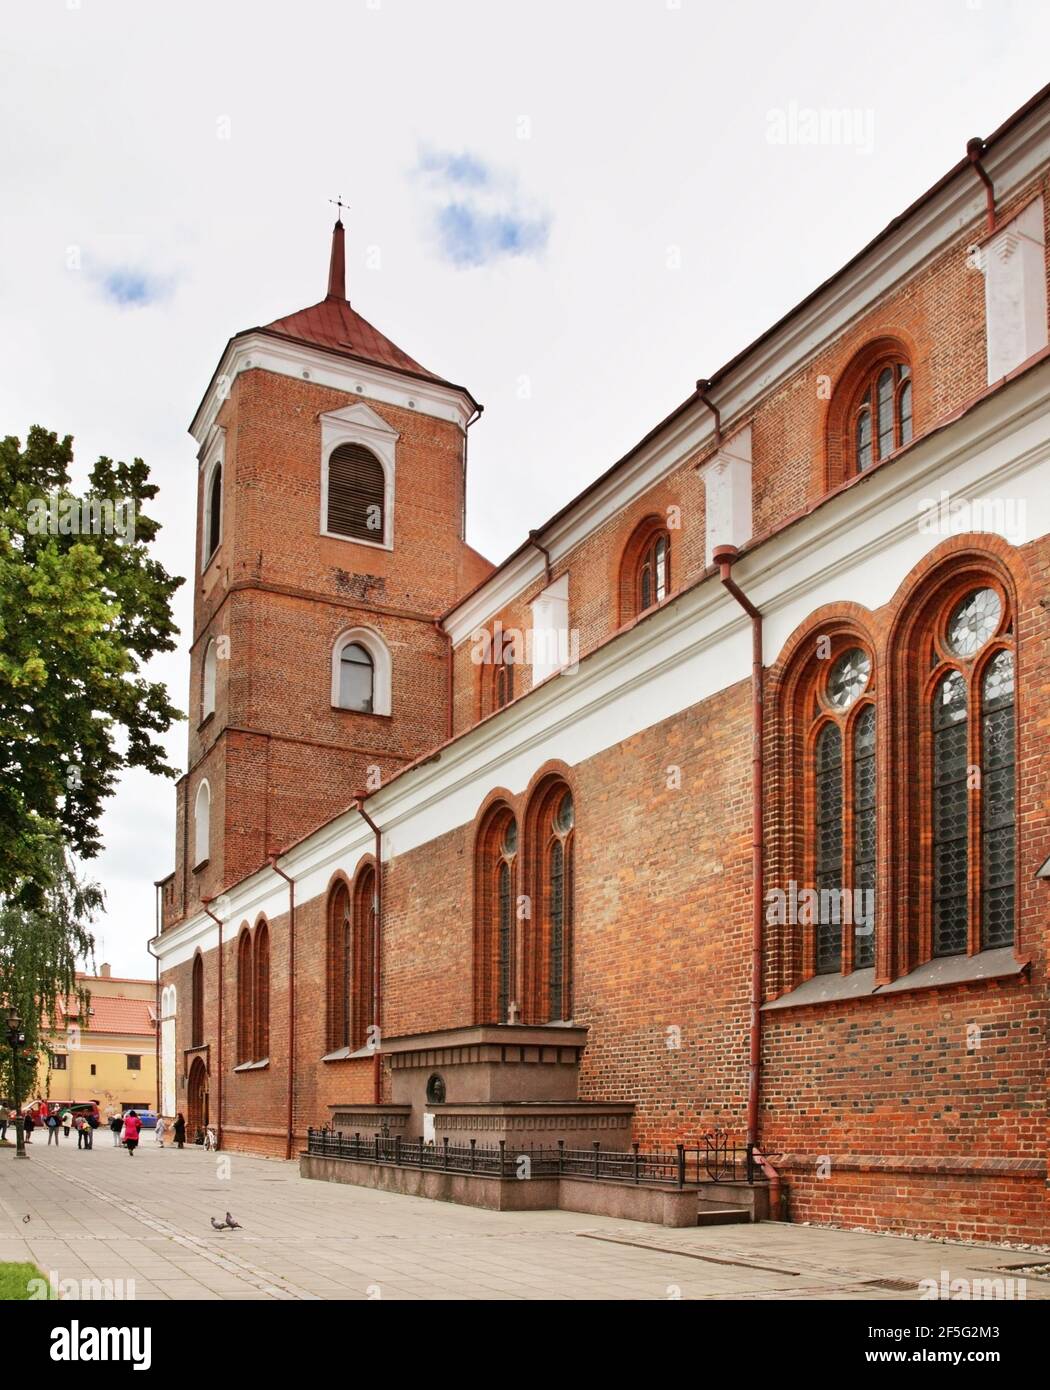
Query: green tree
0,846,100,1104
0,427,183,901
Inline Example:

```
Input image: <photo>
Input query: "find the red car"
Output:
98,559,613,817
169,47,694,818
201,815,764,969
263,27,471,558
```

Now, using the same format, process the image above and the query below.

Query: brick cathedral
155,84,1050,1244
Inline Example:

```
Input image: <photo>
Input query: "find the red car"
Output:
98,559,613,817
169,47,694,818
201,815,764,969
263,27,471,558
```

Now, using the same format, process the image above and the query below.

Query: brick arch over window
236,927,253,1065
521,774,575,1024
473,800,518,1024
325,878,352,1052
770,616,879,989
253,920,270,1060
618,515,671,624
888,550,1018,968
824,336,916,489
191,951,204,1049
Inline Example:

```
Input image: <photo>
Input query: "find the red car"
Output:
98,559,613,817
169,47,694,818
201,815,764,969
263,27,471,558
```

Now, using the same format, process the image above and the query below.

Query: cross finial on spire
326,199,348,300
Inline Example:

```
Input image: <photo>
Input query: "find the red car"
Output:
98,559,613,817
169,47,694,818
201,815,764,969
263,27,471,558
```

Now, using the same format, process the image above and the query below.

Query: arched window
925,585,1015,956
332,628,392,715
493,630,515,711
523,779,575,1023
340,643,374,712
326,882,352,1051
351,865,376,1052
473,805,517,1024
202,639,218,721
253,921,270,1060
191,952,204,1049
205,461,222,562
325,443,386,543
236,928,253,1065
849,360,912,473
806,644,877,974
637,531,670,613
619,517,671,623
193,780,210,866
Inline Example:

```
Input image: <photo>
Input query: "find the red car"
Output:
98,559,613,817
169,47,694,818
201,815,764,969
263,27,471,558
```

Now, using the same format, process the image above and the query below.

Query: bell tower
164,218,493,926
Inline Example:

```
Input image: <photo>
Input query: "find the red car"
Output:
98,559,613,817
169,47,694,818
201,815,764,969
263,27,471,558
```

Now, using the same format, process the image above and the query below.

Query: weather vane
328,195,349,222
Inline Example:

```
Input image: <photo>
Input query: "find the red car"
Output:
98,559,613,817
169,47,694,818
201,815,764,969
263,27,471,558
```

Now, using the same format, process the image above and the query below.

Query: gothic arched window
523,779,575,1023
253,921,270,1060
473,806,517,1024
850,360,912,473
236,929,253,1065
619,517,671,623
191,951,204,1049
205,461,222,562
808,645,877,974
326,882,352,1051
351,865,376,1052
927,585,1015,956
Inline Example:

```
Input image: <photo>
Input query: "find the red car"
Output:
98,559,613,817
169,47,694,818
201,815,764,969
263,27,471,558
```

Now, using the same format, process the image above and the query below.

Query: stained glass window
981,650,1015,948
947,588,1001,657
549,839,565,1016
828,648,871,709
932,670,969,956
852,705,876,968
814,723,844,973
497,859,512,1022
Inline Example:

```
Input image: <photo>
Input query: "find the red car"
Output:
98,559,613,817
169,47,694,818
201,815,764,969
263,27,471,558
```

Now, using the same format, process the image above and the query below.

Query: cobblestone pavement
1,1138,1046,1301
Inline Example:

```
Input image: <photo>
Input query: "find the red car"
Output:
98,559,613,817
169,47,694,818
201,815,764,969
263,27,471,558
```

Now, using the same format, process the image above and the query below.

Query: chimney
99,962,111,979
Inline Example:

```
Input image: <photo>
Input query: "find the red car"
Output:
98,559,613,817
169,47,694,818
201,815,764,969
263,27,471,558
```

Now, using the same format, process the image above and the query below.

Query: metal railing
305,1128,756,1188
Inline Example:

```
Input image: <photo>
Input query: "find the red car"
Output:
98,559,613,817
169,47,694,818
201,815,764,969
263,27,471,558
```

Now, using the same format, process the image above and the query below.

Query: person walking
109,1112,123,1147
46,1111,60,1146
154,1116,166,1148
61,1110,72,1140
75,1115,87,1150
22,1110,34,1144
0,1104,10,1142
173,1112,186,1150
122,1109,141,1156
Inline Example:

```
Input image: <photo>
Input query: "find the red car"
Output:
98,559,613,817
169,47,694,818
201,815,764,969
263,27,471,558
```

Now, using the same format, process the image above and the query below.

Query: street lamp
5,1008,28,1159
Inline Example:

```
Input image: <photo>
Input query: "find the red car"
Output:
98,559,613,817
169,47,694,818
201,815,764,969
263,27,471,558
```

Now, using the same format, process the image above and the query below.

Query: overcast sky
2,0,1048,976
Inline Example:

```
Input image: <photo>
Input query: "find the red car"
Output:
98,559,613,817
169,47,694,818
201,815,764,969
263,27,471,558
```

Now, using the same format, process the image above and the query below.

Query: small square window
90,1064,97,1077
126,1055,141,1071
52,1054,67,1071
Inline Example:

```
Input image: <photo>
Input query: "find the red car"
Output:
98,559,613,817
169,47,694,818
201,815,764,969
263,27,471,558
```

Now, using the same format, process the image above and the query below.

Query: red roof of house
54,996,156,1037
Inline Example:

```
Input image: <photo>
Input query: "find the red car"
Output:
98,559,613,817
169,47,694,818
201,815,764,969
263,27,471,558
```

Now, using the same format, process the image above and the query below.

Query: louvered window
326,444,385,542
206,464,222,559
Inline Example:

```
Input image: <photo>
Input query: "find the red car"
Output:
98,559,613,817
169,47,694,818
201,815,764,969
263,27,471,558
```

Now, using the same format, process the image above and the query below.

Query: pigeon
225,1212,242,1230
210,1217,228,1231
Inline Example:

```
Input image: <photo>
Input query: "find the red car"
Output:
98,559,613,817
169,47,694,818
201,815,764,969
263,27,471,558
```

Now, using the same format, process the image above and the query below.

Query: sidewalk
1,1137,1047,1300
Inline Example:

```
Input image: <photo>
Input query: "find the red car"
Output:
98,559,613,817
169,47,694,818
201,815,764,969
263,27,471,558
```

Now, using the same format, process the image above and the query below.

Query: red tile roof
56,996,156,1037
262,295,445,383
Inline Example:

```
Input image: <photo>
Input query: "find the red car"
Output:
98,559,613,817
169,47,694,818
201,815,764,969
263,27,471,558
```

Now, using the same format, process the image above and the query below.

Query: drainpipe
433,620,454,740
966,137,996,234
269,858,296,1159
150,883,161,1115
527,530,553,586
201,897,225,1150
714,545,764,1156
696,378,722,447
353,799,383,1104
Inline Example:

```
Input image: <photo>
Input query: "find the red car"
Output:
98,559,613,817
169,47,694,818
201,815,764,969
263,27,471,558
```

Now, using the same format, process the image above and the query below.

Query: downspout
527,530,553,586
433,620,454,740
713,544,780,1209
461,403,483,544
201,897,225,1150
147,886,161,1116
269,858,296,1159
353,799,383,1104
966,137,996,234
696,378,722,447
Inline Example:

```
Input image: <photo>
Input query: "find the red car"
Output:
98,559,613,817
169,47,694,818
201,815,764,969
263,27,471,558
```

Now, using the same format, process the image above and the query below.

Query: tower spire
326,196,348,301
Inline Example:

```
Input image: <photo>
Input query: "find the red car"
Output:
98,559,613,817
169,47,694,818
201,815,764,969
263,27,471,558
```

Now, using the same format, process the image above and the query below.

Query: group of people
1,1104,191,1153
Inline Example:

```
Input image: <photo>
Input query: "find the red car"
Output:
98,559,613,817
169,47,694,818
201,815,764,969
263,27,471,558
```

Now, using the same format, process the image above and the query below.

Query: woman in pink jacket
121,1109,142,1156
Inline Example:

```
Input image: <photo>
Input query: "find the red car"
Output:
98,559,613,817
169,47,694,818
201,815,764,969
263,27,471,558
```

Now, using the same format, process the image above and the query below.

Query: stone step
696,1204,751,1226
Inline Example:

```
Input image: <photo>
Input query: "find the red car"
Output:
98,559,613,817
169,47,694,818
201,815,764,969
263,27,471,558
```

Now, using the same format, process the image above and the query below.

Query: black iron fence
305,1127,756,1187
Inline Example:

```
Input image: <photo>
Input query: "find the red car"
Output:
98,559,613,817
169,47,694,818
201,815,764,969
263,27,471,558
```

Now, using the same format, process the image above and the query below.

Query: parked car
129,1109,158,1130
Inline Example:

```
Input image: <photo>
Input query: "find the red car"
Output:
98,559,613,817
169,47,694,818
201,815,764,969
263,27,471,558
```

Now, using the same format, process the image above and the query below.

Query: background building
41,965,157,1114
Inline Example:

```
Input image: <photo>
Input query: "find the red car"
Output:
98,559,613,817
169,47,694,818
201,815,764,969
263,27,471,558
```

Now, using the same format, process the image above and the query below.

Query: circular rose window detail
826,648,871,709
947,587,1001,657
